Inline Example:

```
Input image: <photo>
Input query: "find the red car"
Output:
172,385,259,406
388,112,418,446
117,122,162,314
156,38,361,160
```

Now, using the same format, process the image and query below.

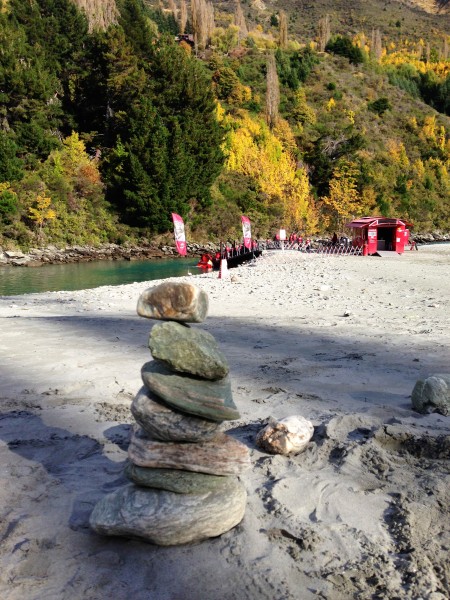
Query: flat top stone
125,464,230,494
141,361,240,422
131,386,220,442
128,425,251,476
137,282,209,323
149,321,229,380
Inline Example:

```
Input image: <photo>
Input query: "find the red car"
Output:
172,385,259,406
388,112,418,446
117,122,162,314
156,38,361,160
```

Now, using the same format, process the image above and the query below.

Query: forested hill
0,0,449,251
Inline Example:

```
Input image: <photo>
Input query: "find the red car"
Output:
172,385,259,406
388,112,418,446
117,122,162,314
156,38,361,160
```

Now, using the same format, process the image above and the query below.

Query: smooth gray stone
411,374,450,415
141,361,240,422
137,282,208,323
149,321,229,380
128,425,251,476
125,464,230,494
131,386,220,442
89,479,247,545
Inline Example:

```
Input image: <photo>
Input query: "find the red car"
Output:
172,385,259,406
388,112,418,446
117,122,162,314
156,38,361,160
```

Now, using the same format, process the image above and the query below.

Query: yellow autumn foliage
322,162,374,224
344,109,355,125
387,139,410,169
326,97,336,112
413,159,426,180
382,49,450,79
223,111,312,230
28,194,56,241
421,115,438,141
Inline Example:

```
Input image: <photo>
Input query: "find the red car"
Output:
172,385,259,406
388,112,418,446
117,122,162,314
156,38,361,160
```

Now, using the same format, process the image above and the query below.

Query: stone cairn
90,281,250,545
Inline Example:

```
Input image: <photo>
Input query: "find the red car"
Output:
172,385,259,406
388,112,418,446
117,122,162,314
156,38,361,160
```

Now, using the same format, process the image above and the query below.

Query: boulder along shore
0,245,449,599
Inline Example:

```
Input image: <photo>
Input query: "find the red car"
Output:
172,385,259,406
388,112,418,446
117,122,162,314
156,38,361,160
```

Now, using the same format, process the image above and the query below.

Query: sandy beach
0,246,449,600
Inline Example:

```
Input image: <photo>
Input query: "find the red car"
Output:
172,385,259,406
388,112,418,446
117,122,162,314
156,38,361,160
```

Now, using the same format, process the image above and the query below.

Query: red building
345,216,411,255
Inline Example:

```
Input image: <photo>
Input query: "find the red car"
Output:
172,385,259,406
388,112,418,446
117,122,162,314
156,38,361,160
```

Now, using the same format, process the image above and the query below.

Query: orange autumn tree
37,132,112,245
41,132,103,207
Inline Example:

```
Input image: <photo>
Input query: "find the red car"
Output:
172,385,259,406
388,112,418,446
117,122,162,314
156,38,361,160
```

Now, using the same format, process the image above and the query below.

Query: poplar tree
72,0,118,32
191,0,215,51
266,54,280,129
317,15,331,52
168,0,178,21
234,0,248,43
443,37,449,60
371,28,382,62
279,10,288,49
180,0,188,34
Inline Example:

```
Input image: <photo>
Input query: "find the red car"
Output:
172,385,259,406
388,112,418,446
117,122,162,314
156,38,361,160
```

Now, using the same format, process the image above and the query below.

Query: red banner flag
241,215,251,250
172,213,187,256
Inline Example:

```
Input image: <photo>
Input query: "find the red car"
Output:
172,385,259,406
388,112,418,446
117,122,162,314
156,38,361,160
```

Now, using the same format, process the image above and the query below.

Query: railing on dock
265,240,362,255
312,243,362,256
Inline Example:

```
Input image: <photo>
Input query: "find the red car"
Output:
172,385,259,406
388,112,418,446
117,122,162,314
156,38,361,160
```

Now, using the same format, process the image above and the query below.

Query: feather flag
172,213,187,256
241,215,251,250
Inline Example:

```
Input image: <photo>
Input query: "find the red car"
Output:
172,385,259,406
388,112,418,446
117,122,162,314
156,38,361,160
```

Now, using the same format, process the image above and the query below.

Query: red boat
197,253,214,269
197,247,263,270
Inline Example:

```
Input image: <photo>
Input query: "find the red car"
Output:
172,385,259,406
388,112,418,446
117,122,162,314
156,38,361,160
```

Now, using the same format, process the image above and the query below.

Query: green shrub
325,36,364,65
368,97,392,116
0,190,19,224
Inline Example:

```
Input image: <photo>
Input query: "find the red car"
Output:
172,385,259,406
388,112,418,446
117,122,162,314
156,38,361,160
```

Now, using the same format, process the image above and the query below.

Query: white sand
0,246,449,599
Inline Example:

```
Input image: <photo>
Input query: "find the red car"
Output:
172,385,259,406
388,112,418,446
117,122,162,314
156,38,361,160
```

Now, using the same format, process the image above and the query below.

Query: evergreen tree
0,132,24,182
2,0,89,161
103,37,224,231
117,0,155,55
74,26,146,147
0,9,62,161
326,35,364,65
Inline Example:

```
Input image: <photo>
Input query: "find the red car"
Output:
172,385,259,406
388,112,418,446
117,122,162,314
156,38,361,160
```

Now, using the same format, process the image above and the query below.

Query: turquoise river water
0,257,199,296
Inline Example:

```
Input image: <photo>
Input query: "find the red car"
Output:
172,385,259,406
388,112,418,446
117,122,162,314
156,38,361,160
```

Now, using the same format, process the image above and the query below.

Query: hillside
0,0,449,250
210,0,450,45
72,0,118,30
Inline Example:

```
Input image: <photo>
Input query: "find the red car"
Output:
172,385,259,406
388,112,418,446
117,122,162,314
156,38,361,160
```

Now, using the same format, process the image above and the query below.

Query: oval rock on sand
89,479,247,545
137,282,209,323
256,415,314,455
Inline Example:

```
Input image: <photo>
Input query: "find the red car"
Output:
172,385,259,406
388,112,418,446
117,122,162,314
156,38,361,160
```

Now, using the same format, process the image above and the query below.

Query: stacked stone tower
90,282,249,545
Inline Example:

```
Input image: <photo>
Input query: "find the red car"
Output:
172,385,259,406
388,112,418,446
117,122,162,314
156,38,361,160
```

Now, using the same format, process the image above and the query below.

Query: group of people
270,233,312,250
331,232,352,246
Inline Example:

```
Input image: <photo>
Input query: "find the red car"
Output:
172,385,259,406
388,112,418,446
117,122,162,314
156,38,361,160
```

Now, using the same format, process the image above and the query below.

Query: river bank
0,241,219,267
1,230,449,267
0,246,449,599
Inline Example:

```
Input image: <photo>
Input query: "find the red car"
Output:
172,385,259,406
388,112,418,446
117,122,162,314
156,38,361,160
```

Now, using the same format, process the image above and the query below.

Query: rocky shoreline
0,246,449,599
0,242,220,267
1,231,449,267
